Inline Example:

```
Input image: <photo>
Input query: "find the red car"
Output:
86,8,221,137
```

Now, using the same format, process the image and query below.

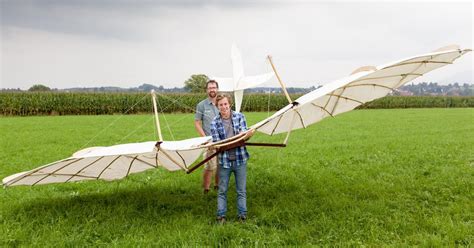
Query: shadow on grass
3,171,307,224
7,186,204,218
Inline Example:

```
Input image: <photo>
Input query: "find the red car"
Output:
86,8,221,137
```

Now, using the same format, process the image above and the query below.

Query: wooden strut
245,142,287,147
186,151,219,174
186,140,286,174
267,55,293,104
151,90,163,142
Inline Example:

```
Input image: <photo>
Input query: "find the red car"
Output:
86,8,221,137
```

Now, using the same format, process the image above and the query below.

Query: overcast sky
1,0,472,90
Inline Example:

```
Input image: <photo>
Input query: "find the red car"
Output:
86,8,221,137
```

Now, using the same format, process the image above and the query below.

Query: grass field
1,109,473,246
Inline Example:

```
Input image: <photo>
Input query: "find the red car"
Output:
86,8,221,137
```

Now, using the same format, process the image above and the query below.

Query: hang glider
211,43,275,112
2,45,471,187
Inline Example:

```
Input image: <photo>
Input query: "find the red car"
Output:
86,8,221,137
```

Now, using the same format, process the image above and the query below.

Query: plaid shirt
210,111,250,168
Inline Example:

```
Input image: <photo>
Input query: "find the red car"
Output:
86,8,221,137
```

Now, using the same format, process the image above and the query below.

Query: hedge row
360,96,474,109
0,92,472,116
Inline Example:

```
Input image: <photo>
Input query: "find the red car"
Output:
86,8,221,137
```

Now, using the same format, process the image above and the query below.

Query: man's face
217,97,230,117
206,83,218,98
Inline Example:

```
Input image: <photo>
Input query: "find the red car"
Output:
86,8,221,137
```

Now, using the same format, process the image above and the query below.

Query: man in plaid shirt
211,93,253,223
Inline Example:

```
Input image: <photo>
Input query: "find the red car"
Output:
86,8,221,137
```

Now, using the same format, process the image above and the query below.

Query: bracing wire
80,93,150,149
261,56,277,118
81,89,224,149
153,91,217,131
267,89,271,117
139,92,199,142
153,92,194,132
81,91,191,148
241,92,251,112
154,91,198,113
117,116,155,144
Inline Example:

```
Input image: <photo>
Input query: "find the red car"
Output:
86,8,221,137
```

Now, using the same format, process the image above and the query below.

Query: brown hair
206,80,219,89
216,93,232,106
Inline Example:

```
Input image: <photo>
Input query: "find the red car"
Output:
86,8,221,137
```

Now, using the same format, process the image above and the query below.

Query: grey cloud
0,1,471,89
1,0,273,41
1,0,168,41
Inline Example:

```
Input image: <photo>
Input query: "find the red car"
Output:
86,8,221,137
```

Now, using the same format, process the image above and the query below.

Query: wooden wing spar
2,45,471,187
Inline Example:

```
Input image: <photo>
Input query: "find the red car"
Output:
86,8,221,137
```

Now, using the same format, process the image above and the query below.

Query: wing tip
350,66,376,75
432,44,460,53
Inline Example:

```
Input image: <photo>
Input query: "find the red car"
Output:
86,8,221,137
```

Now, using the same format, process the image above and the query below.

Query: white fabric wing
3,136,211,187
236,72,275,90
210,44,275,112
211,72,275,112
211,72,275,92
211,77,234,92
253,47,471,135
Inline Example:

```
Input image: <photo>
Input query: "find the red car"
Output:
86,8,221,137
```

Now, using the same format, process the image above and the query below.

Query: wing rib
65,156,104,183
350,73,423,85
294,109,306,129
270,114,285,136
125,155,139,177
327,94,365,105
344,84,394,91
96,156,122,180
310,103,334,117
384,60,451,69
159,150,186,170
175,151,187,169
125,156,157,168
31,159,85,186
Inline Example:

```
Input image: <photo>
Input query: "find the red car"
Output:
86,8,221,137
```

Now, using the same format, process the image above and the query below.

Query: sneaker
216,216,226,224
213,185,219,191
204,189,210,194
238,215,247,222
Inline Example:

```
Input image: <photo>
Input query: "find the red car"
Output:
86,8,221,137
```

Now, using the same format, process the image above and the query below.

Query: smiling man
195,80,220,194
210,93,252,224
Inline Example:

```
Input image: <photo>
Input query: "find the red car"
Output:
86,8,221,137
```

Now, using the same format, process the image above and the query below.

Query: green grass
1,109,473,246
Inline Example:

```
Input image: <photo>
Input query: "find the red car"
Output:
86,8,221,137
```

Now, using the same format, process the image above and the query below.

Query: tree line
1,74,472,96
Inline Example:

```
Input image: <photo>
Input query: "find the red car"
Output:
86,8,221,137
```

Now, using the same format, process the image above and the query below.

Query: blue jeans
217,161,247,217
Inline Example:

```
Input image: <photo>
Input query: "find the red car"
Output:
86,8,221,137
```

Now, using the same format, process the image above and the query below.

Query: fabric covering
252,46,471,135
3,137,211,187
211,44,275,112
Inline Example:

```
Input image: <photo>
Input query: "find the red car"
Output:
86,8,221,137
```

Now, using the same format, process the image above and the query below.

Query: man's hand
243,128,256,140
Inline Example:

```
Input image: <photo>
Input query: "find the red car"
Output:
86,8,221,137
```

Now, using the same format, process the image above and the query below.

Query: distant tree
28,84,51,91
138,83,160,92
184,74,209,93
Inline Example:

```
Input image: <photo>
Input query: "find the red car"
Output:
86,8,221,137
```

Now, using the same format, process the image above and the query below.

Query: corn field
0,92,472,116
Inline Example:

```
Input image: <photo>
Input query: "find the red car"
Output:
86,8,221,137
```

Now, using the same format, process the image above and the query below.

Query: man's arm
194,103,206,137
194,120,206,137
